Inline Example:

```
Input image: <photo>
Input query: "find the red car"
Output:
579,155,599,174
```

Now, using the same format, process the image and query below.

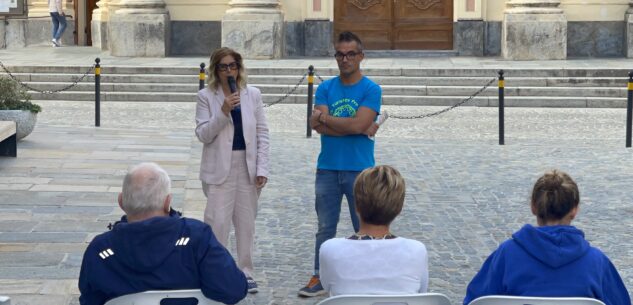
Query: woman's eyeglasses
217,62,239,72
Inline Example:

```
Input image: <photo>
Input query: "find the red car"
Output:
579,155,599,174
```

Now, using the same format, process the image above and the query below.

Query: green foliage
0,76,41,113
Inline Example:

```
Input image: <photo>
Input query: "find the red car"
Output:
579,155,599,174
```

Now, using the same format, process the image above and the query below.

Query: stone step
21,73,201,84
6,65,633,77
6,72,631,88
25,82,629,98
30,91,197,102
364,50,459,57
28,93,628,108
24,82,200,93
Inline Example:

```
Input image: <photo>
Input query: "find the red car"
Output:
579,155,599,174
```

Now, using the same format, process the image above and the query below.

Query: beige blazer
195,85,270,185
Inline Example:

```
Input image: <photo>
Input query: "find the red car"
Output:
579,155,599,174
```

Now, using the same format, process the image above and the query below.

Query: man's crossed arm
310,105,379,136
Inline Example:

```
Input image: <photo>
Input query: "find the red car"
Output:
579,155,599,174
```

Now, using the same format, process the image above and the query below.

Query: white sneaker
51,39,59,47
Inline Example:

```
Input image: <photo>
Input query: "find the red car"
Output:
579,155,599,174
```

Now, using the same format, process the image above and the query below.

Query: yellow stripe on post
95,67,101,76
498,80,505,88
308,75,314,84
628,82,633,91
199,73,205,81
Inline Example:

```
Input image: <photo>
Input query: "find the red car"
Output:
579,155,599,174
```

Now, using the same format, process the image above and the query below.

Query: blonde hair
531,169,579,222
207,47,247,91
354,165,406,226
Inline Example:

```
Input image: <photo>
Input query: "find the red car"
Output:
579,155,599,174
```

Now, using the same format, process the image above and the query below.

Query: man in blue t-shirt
298,31,383,297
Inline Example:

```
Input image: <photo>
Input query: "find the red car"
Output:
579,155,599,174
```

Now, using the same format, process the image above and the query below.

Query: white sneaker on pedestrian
51,39,59,47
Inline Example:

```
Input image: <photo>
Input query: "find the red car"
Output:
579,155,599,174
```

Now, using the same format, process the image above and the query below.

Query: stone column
626,0,633,57
222,0,284,59
91,0,110,50
502,0,567,60
108,0,170,56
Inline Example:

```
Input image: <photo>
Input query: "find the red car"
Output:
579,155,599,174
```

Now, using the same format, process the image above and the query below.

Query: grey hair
121,162,171,217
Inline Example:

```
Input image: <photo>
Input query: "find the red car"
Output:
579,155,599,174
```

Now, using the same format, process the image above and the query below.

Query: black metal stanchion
307,65,314,138
95,58,101,127
498,70,505,145
627,71,632,148
199,63,206,91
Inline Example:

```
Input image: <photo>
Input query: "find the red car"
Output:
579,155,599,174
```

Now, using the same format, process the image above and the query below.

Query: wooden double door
73,0,98,45
334,0,453,50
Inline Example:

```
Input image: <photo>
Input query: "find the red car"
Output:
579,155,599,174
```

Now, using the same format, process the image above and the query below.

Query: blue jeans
50,12,67,40
313,169,361,275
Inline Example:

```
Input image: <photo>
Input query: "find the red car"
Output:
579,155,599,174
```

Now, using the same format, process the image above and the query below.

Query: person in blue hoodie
464,170,630,305
78,162,248,305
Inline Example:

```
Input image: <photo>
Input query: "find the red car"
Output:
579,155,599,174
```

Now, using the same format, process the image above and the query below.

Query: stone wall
455,21,626,58
304,20,332,57
2,19,75,48
567,21,624,57
283,20,334,57
453,21,502,57
284,21,303,57
485,22,502,56
0,19,5,48
2,17,629,59
455,20,484,56
170,21,221,56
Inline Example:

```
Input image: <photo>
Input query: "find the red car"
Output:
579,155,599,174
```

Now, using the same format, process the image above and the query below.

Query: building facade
1,0,632,59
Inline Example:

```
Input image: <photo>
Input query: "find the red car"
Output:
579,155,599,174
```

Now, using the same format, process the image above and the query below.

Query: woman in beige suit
195,47,269,293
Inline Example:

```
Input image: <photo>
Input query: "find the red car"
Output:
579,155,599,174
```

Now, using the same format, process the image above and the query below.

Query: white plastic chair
467,295,606,305
0,295,10,305
103,289,223,305
316,293,452,305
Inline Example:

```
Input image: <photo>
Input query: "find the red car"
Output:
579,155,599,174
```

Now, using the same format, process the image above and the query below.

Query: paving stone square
1,100,632,305
0,47,633,305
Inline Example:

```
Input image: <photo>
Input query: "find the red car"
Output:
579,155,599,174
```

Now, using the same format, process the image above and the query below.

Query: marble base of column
222,11,284,59
502,12,567,60
626,13,633,58
0,19,5,49
91,19,108,50
91,2,109,50
108,12,170,56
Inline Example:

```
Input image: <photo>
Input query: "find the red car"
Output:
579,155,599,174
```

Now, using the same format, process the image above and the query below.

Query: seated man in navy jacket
78,162,247,305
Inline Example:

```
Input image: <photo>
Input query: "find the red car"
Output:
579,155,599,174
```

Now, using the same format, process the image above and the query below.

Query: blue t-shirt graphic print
315,76,382,171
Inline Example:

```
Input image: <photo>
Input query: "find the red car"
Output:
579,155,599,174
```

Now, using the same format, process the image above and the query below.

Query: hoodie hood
512,224,590,268
110,213,182,272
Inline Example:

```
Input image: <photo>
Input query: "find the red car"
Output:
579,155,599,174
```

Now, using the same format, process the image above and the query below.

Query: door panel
394,0,453,49
333,0,453,50
334,0,393,49
73,0,79,45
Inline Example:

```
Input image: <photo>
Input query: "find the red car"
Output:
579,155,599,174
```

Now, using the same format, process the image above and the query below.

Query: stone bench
0,121,17,157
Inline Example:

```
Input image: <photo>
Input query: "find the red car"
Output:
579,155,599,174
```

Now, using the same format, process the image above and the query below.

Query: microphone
227,76,240,110
227,76,237,93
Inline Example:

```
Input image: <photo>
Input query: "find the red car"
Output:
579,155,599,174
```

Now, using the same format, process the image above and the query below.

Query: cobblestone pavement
1,101,633,305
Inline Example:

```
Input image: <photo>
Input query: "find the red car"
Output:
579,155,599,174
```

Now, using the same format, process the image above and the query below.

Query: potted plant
0,76,41,140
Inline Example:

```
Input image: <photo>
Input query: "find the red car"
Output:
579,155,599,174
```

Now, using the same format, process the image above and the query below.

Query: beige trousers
202,151,259,277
